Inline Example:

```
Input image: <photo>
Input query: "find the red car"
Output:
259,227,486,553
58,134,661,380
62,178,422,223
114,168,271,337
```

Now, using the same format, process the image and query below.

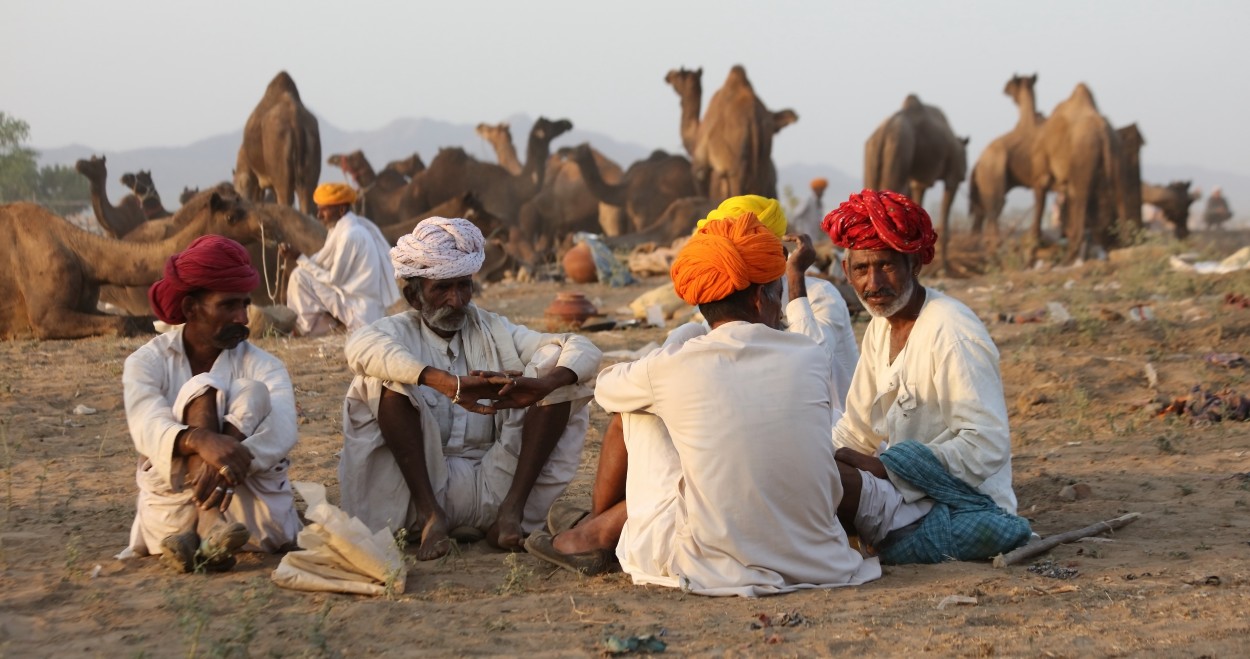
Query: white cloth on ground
290,211,400,334
339,306,601,534
833,287,1017,514
119,329,301,556
598,321,880,597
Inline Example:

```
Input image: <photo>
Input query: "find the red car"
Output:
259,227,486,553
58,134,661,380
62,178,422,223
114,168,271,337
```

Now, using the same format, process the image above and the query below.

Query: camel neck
1016,88,1038,128
678,91,702,155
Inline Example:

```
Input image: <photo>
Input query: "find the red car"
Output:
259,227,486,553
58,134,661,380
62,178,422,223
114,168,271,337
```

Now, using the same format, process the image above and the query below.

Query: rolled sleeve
345,318,430,384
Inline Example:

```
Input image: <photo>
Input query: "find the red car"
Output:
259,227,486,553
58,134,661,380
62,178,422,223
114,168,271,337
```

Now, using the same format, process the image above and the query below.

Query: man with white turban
279,182,400,336
339,217,602,559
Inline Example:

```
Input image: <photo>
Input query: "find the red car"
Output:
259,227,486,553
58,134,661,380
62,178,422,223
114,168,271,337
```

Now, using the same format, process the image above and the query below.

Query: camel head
530,118,573,146
125,171,157,200
327,150,370,185
475,122,512,145
180,186,200,206
1117,124,1145,152
771,109,799,133
665,67,703,96
120,172,138,191
1004,73,1038,100
1157,180,1198,238
75,155,106,183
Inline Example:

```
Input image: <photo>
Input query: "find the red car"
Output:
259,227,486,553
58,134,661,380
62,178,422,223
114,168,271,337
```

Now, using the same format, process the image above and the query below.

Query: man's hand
419,367,504,414
184,427,254,485
187,460,237,512
784,233,818,274
835,447,889,479
472,366,577,410
277,242,301,261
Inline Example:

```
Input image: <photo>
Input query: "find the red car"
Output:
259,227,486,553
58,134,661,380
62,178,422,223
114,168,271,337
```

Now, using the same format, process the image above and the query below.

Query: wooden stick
993,512,1140,568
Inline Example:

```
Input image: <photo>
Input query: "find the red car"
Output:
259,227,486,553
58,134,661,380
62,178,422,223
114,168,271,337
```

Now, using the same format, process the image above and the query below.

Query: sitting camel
119,170,172,220
0,191,280,340
565,144,698,236
75,155,147,238
1143,181,1200,239
382,153,426,180
326,150,412,226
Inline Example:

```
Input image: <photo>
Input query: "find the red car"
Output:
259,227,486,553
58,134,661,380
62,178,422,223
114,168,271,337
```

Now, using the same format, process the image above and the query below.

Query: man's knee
224,379,272,436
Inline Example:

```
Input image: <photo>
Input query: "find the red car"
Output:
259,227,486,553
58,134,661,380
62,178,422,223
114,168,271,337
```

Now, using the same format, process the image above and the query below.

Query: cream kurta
833,288,1017,513
289,211,401,334
339,305,601,535
120,329,302,556
597,321,880,597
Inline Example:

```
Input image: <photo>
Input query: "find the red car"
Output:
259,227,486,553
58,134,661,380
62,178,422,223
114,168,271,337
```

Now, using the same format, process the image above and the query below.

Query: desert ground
2,230,1249,658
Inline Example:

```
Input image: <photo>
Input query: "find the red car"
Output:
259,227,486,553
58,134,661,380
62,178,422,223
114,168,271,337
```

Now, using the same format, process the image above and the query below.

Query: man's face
187,290,251,349
411,276,473,333
843,249,917,319
757,278,785,330
316,203,348,226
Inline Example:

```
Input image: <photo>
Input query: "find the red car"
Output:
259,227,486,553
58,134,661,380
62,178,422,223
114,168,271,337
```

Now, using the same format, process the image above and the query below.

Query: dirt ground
2,230,1249,658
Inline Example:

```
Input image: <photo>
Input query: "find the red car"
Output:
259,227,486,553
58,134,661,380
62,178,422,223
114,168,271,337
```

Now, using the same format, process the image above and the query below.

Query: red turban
148,235,259,324
671,213,786,305
822,189,938,265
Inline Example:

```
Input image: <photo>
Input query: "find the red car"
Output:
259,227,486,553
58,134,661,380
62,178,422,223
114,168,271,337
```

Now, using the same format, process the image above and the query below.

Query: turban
697,195,787,239
391,216,485,280
811,177,828,192
313,182,357,207
822,189,938,265
671,213,786,306
148,235,259,324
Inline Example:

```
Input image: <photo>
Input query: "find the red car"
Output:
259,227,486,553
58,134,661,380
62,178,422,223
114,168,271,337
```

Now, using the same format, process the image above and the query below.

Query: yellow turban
671,213,786,306
696,195,787,238
313,182,357,207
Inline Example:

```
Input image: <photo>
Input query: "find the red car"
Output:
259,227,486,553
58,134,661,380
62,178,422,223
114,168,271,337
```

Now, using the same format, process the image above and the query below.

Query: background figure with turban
338,216,602,560
526,214,879,596
1203,186,1233,230
787,177,830,245
121,235,302,573
279,182,400,336
824,189,1030,565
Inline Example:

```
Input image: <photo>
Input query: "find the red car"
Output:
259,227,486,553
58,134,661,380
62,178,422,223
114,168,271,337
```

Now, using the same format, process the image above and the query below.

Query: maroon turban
148,235,259,324
821,189,938,265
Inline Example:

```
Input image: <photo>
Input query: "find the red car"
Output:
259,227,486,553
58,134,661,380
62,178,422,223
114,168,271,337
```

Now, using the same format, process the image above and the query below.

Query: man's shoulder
126,330,177,365
922,290,990,337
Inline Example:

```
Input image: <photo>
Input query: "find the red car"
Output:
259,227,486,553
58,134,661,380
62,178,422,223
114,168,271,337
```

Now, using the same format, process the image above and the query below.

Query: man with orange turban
823,189,1029,564
122,235,302,573
526,214,879,596
788,177,831,245
279,182,399,336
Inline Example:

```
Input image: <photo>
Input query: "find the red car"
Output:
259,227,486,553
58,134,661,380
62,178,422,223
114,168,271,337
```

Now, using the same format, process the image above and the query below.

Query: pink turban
822,189,938,265
148,235,259,324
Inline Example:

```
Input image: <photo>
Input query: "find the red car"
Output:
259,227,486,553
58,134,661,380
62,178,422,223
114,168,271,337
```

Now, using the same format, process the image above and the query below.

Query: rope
258,222,286,305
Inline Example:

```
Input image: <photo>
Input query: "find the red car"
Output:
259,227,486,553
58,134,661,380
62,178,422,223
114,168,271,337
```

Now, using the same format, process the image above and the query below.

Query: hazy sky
4,0,1248,177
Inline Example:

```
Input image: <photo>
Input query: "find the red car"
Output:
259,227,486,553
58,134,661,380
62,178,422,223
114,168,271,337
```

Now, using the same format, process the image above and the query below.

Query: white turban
390,216,486,280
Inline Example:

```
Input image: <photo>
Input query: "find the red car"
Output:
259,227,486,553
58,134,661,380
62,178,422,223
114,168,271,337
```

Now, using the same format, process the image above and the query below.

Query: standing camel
968,74,1046,246
235,71,321,214
865,94,968,271
75,156,147,238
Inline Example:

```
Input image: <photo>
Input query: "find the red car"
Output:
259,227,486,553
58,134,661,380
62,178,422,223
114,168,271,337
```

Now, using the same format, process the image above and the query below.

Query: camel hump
726,65,752,88
902,94,924,111
266,71,301,101
1069,83,1097,108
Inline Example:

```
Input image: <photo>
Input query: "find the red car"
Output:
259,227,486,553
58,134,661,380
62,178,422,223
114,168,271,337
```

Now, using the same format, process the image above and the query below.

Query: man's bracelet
451,375,461,405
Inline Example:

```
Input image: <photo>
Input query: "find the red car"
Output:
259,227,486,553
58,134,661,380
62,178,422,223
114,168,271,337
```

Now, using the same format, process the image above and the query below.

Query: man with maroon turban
525,214,879,596
823,190,1029,564
120,235,302,573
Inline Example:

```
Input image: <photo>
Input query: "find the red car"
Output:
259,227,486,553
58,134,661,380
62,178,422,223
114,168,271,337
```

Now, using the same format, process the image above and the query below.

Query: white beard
857,277,916,319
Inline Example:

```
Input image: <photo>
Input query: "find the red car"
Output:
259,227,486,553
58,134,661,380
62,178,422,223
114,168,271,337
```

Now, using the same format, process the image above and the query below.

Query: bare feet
551,523,600,555
415,512,451,561
486,512,524,552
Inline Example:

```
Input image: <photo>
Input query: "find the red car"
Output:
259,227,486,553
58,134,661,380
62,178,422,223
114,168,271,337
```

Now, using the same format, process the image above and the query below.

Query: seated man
121,235,302,573
339,217,602,559
280,182,399,336
823,189,1031,564
527,214,880,596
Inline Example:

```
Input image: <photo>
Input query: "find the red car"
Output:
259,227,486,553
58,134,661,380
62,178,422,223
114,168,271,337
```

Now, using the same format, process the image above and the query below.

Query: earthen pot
545,292,598,331
562,242,597,284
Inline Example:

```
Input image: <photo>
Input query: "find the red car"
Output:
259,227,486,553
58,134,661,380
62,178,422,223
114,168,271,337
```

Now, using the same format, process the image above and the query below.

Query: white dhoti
120,376,302,558
287,266,386,336
854,469,934,547
614,412,684,588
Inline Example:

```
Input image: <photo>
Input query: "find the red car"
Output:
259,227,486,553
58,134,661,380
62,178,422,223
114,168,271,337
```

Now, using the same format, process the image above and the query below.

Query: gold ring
219,465,234,479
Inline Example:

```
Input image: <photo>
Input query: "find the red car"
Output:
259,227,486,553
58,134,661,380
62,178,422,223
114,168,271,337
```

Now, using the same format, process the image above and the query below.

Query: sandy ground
2,231,1250,658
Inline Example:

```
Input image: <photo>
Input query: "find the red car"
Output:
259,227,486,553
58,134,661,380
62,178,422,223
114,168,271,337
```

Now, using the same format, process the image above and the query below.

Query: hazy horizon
5,0,1249,179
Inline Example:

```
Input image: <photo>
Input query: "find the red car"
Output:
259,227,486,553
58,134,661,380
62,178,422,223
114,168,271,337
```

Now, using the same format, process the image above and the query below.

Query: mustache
862,288,897,299
215,324,250,342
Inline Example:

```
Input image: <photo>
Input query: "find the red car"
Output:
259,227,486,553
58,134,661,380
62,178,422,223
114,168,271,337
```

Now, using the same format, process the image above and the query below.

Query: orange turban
671,213,786,305
811,177,828,192
313,182,357,207
697,195,787,238
822,189,937,265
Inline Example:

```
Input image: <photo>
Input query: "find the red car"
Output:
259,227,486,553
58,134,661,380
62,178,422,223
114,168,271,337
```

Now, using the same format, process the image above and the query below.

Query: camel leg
938,185,956,274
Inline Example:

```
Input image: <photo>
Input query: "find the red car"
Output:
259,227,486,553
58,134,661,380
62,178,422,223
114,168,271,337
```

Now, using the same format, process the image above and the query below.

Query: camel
566,144,699,236
476,123,523,176
382,153,426,180
381,192,499,245
1029,83,1120,262
235,71,321,214
75,156,147,238
665,68,704,157
968,74,1046,244
865,94,968,270
0,191,280,340
180,187,199,205
604,196,714,250
120,170,172,220
1099,124,1145,245
1142,181,1200,238
326,150,412,226
677,65,798,200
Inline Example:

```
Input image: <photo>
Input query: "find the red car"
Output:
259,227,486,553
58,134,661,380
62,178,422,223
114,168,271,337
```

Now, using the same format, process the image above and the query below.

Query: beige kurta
339,306,601,535
288,211,401,334
833,288,1018,513
597,321,880,597
120,329,302,556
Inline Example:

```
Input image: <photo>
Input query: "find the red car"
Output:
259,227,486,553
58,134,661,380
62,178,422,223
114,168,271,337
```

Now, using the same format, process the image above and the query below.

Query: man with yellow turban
822,189,1030,564
525,214,879,596
279,182,399,336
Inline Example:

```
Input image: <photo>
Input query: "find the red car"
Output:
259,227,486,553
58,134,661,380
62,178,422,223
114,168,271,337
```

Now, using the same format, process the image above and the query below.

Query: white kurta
339,305,602,535
789,191,826,240
783,276,859,408
120,329,302,556
597,321,880,597
833,288,1017,513
288,211,401,334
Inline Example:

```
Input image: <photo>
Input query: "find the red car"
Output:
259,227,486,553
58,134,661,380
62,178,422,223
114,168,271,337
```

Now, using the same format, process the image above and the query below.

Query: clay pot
562,242,597,284
545,292,598,331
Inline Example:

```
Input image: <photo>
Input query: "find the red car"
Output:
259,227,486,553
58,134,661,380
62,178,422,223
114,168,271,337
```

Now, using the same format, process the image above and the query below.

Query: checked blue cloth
876,440,1031,564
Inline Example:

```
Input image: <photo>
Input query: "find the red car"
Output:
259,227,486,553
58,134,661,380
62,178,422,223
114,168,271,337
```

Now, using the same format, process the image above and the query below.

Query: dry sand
2,233,1249,657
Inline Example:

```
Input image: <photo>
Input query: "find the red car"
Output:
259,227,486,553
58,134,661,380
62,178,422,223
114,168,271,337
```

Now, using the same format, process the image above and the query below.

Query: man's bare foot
551,523,604,555
486,513,524,552
415,513,451,561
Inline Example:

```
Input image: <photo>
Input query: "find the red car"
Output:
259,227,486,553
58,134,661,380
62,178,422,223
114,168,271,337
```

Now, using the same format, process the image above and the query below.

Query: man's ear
402,280,421,310
180,294,200,322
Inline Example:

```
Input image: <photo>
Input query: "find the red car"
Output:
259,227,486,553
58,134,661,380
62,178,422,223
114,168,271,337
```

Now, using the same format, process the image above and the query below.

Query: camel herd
0,67,1204,340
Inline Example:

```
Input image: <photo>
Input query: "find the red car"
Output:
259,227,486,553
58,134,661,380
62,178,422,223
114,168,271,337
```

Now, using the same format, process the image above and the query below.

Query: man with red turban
823,189,1029,564
279,182,399,336
121,235,302,573
526,215,879,596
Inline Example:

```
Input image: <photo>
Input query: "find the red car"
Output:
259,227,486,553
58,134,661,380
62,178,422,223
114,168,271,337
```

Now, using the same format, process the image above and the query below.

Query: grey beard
421,306,467,333
858,277,915,319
